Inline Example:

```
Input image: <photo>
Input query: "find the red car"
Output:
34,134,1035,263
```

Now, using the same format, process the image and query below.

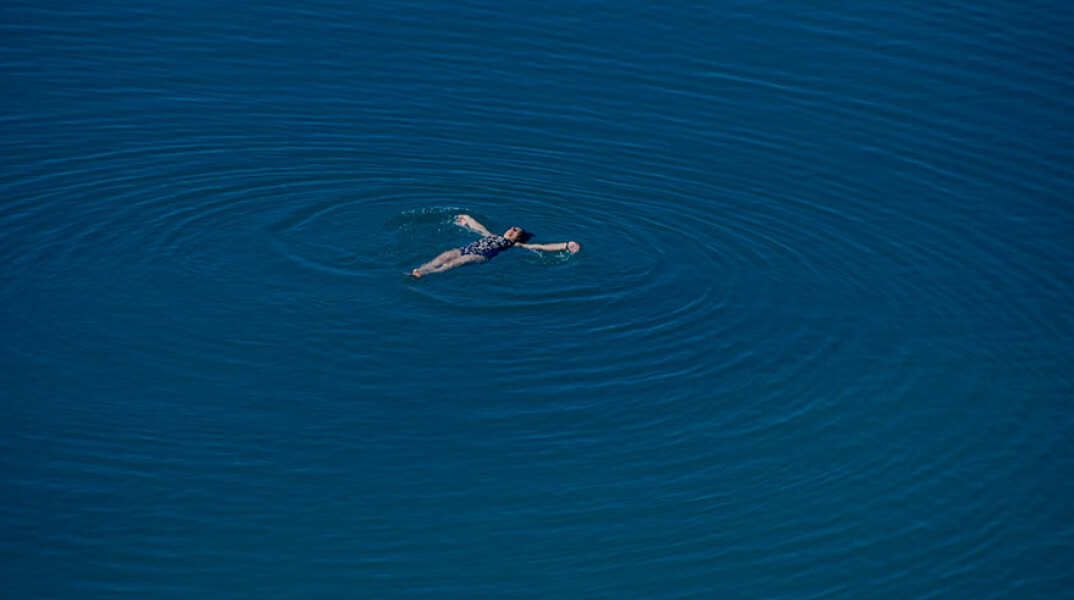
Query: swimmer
410,214,581,278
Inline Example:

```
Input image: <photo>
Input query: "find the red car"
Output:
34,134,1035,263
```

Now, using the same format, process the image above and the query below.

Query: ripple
3,2,1071,597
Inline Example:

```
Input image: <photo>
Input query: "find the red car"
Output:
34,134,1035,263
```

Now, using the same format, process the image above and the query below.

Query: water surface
2,1,1072,598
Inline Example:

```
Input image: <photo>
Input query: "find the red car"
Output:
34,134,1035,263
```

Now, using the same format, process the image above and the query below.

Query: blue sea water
2,0,1072,598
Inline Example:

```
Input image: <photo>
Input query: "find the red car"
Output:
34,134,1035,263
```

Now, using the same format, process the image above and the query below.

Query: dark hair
516,229,534,243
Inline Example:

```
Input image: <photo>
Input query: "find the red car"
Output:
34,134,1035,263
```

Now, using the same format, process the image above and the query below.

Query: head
503,226,528,243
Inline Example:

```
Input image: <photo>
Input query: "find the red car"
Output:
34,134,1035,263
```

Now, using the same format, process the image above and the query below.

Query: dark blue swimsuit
459,235,514,259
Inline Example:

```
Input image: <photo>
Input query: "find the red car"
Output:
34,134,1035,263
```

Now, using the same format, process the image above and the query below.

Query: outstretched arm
517,241,581,254
455,214,494,236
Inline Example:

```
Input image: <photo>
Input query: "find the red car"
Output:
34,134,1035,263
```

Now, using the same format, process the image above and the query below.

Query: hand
454,214,472,226
567,241,580,254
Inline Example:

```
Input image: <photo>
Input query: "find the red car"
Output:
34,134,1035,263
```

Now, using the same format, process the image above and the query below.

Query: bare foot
410,269,423,278
567,241,581,253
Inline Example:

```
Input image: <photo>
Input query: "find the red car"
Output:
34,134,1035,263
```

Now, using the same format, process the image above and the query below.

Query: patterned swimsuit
459,235,515,259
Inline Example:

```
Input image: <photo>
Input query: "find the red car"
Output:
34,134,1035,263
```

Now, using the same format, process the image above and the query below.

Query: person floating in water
410,214,580,278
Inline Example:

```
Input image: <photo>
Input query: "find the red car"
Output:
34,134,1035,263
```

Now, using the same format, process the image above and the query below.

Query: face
504,227,524,242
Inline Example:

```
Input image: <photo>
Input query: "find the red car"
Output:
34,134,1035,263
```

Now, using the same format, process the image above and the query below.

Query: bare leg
412,249,460,278
412,250,486,277
427,253,486,274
